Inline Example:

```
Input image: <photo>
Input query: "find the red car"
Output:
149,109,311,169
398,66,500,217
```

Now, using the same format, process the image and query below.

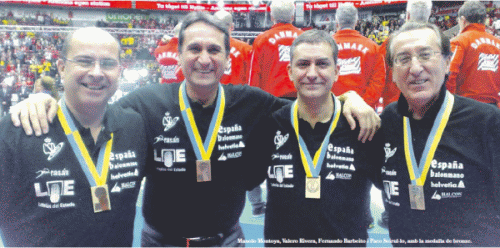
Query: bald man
0,27,147,246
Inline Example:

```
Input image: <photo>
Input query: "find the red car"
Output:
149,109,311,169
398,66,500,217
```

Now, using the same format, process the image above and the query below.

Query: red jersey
333,29,385,108
220,38,252,85
249,23,303,97
379,39,400,107
154,37,184,84
448,23,500,105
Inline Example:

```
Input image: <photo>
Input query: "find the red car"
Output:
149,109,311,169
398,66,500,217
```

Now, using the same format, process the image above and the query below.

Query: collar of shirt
187,92,217,141
462,23,486,34
397,84,447,126
271,22,295,30
65,105,115,155
334,29,361,37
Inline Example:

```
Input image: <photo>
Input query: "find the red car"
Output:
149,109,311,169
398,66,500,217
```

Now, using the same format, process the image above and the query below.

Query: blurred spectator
0,82,12,116
249,0,303,98
33,75,59,100
333,3,385,108
448,0,500,107
214,10,253,86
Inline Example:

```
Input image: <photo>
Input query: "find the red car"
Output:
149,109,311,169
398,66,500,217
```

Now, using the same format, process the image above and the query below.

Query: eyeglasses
63,57,120,70
393,50,442,67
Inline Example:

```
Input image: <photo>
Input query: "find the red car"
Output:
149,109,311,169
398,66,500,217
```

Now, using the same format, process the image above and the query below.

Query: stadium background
0,0,499,246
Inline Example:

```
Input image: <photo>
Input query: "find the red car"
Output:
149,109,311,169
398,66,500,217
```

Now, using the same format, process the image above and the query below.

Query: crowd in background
0,4,499,115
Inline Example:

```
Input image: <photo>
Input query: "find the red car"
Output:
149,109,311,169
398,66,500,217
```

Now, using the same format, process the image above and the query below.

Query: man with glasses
378,21,500,246
0,27,147,246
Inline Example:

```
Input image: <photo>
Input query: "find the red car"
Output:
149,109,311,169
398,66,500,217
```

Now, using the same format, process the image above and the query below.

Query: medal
290,95,341,198
403,91,454,211
91,184,112,213
179,82,225,183
408,184,425,210
196,160,212,182
305,177,321,199
58,99,114,213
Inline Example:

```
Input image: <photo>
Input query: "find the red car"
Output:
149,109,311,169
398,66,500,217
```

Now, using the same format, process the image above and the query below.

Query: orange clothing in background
221,38,252,85
448,23,500,105
154,37,184,84
379,39,400,107
333,29,386,108
249,23,303,97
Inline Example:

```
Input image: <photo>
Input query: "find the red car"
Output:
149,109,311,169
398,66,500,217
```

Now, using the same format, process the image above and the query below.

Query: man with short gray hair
214,10,253,86
448,0,500,107
249,0,304,98
332,3,385,108
405,0,432,23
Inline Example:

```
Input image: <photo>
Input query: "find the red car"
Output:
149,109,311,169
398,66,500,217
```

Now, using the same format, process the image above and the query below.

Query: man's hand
10,93,58,136
340,91,381,143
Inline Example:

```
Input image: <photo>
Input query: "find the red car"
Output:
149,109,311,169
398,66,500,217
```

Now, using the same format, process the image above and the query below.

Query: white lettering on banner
337,42,369,54
218,124,242,135
384,198,401,207
381,166,397,176
383,180,399,200
327,144,355,154
278,45,291,62
326,152,354,162
217,134,243,142
335,173,352,180
272,153,293,160
110,150,137,161
338,57,361,75
268,165,294,183
154,149,186,167
326,163,355,171
430,159,464,170
34,180,75,203
268,31,299,45
109,161,138,170
471,37,500,50
227,151,242,159
111,181,137,193
431,191,463,200
430,180,465,188
36,168,70,178
110,169,139,180
218,141,245,151
478,53,499,72
154,135,180,144
429,170,464,179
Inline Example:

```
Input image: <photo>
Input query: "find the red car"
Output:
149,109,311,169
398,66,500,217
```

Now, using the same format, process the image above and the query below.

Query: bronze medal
196,160,212,182
91,184,111,213
409,184,425,210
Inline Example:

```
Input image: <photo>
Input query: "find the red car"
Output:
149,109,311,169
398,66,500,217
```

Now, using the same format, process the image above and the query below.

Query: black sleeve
242,115,275,191
364,130,385,190
250,87,291,116
115,88,144,113
0,117,16,225
488,112,500,216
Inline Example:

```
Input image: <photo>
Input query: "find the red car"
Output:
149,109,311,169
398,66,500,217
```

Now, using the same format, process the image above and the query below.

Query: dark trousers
141,221,245,247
